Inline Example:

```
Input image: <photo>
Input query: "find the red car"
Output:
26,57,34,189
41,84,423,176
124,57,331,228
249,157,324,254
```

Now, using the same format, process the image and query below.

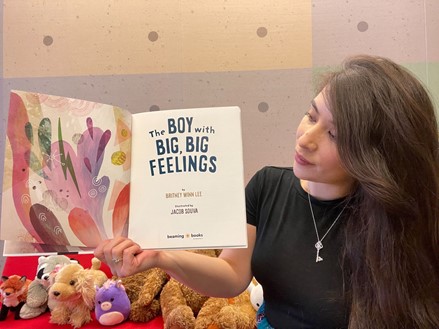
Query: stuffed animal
118,267,169,322
159,249,221,329
48,260,107,328
95,279,131,326
247,280,264,312
0,275,32,321
160,277,209,329
194,290,256,329
20,254,75,319
87,257,109,288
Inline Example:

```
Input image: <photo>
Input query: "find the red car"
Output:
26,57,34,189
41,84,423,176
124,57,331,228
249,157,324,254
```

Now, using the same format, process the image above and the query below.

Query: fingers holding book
94,236,147,277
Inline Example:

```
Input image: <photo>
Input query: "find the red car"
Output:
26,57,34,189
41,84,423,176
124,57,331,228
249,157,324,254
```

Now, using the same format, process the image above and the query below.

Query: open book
1,90,247,255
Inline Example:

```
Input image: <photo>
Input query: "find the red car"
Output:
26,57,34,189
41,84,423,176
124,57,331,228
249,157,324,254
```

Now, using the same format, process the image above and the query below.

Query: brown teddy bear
194,290,256,329
160,277,209,329
118,267,169,323
160,249,222,329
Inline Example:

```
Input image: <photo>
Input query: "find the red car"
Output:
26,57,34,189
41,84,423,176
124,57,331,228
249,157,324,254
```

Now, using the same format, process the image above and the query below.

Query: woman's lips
295,152,312,166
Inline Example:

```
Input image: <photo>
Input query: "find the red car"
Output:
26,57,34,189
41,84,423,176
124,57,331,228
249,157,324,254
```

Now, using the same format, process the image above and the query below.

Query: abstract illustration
1,91,132,249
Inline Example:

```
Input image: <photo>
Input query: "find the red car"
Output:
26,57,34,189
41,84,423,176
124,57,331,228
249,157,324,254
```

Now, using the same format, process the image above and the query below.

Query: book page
1,90,133,249
2,240,94,256
129,106,247,249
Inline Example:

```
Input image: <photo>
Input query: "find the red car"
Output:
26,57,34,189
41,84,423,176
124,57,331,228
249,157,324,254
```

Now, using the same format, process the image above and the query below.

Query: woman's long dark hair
322,55,439,328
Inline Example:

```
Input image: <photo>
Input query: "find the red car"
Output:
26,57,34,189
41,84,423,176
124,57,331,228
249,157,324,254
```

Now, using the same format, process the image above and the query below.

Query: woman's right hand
94,236,160,277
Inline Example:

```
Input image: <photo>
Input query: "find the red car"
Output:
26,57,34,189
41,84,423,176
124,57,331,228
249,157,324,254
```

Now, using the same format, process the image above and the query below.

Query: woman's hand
94,236,160,277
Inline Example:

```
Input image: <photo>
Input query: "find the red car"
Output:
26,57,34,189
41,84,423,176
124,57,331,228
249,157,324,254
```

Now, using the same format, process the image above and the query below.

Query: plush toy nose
100,301,112,311
53,291,61,297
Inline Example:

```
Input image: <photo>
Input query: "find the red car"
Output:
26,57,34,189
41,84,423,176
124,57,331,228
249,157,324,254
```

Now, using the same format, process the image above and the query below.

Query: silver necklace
307,192,348,263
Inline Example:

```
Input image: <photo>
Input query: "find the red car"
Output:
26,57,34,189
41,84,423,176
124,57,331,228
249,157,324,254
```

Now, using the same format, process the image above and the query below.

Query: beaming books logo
166,233,204,239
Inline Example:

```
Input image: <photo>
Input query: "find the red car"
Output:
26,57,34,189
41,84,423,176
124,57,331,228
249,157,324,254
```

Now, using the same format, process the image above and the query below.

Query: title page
128,106,247,249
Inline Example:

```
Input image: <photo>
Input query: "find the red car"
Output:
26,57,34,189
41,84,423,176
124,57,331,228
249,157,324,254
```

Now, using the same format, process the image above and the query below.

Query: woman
95,55,439,328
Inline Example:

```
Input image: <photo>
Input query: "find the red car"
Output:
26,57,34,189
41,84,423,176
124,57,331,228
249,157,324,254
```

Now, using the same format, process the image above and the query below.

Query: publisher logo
166,233,204,240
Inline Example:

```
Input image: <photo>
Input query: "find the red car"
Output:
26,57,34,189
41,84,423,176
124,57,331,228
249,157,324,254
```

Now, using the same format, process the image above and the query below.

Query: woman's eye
305,112,316,123
328,131,337,140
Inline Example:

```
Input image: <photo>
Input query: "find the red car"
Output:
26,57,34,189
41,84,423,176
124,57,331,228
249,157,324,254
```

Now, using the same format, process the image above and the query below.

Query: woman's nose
297,130,318,151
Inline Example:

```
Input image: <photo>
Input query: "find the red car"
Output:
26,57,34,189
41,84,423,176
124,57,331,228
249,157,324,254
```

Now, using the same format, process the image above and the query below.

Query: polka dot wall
0,0,438,253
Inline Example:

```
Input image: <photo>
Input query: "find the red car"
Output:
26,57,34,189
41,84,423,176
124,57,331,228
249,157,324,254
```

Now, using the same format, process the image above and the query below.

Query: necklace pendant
315,241,323,262
308,192,349,264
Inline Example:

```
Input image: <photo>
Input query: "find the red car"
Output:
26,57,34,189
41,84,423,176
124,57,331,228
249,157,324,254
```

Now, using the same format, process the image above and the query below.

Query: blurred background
1,0,438,272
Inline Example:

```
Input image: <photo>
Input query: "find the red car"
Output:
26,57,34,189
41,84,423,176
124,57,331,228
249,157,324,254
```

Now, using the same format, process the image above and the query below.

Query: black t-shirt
246,166,350,329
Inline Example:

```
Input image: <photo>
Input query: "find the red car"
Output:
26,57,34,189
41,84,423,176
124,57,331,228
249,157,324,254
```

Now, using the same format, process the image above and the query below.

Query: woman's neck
300,179,353,200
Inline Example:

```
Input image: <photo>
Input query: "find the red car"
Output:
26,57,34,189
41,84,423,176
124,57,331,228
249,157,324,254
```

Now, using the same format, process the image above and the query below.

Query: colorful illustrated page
1,91,133,249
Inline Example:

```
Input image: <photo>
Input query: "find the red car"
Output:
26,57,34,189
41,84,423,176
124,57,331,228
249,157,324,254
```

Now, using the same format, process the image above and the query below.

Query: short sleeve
245,167,266,227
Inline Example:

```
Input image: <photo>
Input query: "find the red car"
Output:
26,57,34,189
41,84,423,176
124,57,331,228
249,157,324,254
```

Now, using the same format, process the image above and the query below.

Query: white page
128,106,247,249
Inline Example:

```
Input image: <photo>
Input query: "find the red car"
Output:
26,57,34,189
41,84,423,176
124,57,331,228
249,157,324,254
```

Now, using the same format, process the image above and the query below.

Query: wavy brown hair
321,55,439,328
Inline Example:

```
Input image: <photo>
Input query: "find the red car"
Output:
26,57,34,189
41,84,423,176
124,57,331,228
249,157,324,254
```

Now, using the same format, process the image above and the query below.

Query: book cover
0,90,247,254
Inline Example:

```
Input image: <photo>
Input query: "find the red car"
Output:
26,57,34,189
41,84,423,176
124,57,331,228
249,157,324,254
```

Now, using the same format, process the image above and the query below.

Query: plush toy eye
110,298,114,302
98,301,101,304
69,280,75,286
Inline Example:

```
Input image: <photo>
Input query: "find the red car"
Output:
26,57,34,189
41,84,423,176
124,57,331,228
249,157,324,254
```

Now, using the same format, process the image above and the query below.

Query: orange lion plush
0,275,32,321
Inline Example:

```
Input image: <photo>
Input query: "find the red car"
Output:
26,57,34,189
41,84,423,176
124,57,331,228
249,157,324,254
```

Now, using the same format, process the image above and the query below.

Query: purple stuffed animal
95,279,131,326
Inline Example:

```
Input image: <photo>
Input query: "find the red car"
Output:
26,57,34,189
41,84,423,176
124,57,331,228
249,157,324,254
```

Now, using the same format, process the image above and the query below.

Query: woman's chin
293,164,310,180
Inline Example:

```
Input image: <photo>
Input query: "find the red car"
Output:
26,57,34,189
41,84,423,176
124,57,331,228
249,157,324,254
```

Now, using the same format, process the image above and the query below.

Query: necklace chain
307,192,348,263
